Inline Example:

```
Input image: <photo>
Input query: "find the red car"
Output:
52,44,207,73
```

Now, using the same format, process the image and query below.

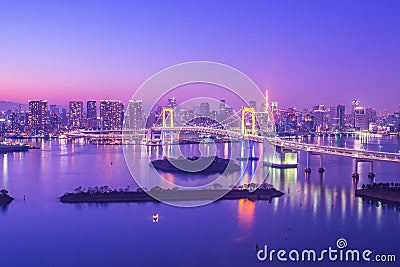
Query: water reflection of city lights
2,154,8,185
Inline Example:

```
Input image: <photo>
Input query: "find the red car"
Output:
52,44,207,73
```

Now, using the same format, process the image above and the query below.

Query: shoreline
0,195,14,205
60,188,284,203
355,187,400,206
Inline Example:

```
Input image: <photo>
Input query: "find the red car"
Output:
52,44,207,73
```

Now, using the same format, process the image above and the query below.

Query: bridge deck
66,128,400,163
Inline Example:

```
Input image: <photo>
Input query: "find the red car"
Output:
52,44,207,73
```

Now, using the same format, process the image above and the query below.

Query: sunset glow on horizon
1,0,400,111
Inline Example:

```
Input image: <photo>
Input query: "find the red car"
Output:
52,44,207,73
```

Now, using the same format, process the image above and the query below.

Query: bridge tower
161,107,174,144
241,107,257,136
162,108,174,128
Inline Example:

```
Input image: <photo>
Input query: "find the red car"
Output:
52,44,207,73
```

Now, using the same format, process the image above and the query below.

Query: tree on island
249,183,259,191
74,186,83,194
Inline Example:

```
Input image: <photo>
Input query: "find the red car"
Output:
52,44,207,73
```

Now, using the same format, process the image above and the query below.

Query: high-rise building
69,101,84,129
271,102,278,114
127,100,144,129
100,100,124,130
199,102,210,117
336,105,345,131
328,106,337,129
28,100,48,135
219,100,226,120
166,97,177,109
354,106,368,130
60,108,68,128
49,105,58,114
86,101,97,129
351,100,361,127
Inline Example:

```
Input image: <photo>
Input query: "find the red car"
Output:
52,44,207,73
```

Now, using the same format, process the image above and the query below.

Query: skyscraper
219,100,226,120
354,106,368,130
271,102,278,114
69,101,84,129
127,100,144,129
351,100,361,128
28,100,48,135
100,100,124,130
87,101,97,129
336,104,345,131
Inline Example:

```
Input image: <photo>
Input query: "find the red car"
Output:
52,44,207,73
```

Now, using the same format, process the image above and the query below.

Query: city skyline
2,95,400,136
1,0,400,112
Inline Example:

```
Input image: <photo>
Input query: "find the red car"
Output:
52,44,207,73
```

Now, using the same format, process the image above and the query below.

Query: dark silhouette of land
150,156,241,174
356,183,400,206
0,144,29,153
60,185,284,203
0,189,13,205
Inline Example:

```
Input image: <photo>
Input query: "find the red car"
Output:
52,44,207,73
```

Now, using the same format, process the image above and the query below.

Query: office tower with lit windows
271,102,278,113
69,101,84,130
351,100,361,127
100,100,124,130
127,100,144,129
354,106,368,130
86,101,97,129
28,100,48,135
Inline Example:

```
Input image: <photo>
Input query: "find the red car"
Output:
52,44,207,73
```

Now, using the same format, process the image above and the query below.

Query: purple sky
1,0,400,112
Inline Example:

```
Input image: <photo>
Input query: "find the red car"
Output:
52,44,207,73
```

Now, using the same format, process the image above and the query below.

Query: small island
355,182,400,206
150,156,241,174
0,189,14,205
60,184,284,203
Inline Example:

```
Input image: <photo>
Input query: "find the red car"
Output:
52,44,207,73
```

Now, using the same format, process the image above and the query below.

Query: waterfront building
354,106,368,130
28,100,48,135
69,101,84,130
100,100,124,130
86,101,97,129
127,100,144,129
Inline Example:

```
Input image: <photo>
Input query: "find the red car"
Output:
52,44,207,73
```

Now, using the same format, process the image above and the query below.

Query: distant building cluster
272,100,399,136
0,100,125,136
0,96,400,137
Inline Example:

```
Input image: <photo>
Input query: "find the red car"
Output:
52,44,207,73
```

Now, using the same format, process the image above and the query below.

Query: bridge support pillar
368,161,375,178
318,154,325,173
249,140,256,159
352,158,359,179
161,130,174,145
305,151,311,173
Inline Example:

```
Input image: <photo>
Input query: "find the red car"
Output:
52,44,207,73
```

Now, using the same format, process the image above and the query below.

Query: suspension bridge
66,107,400,178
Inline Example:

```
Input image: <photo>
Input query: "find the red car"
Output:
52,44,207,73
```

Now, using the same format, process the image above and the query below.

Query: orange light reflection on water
236,198,255,242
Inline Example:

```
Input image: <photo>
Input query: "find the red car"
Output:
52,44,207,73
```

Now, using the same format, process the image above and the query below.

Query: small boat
152,213,159,222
